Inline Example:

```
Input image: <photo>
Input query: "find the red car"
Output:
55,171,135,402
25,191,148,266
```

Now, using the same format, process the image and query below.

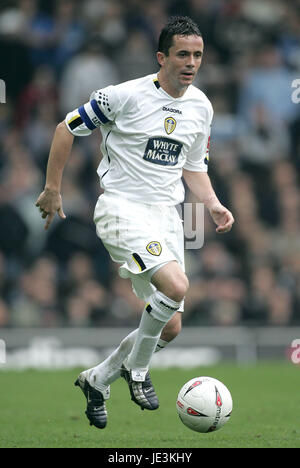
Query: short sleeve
65,85,119,137
183,104,213,172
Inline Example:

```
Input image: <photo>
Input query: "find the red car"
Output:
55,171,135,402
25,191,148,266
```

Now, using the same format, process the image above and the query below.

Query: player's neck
157,71,188,98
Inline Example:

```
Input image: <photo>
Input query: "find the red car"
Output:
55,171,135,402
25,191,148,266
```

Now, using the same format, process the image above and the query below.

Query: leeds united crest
146,241,162,256
164,116,176,135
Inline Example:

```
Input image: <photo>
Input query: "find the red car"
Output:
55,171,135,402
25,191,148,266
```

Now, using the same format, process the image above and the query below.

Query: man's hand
182,171,234,234
209,203,234,234
35,188,66,230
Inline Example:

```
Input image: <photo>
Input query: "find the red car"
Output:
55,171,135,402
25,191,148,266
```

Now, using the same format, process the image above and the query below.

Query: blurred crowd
0,0,300,328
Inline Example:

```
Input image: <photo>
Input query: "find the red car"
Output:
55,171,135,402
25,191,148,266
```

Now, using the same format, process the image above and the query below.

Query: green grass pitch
0,362,299,448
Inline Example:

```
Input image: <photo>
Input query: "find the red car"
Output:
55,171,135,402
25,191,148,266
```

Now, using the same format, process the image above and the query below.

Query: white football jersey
65,73,213,205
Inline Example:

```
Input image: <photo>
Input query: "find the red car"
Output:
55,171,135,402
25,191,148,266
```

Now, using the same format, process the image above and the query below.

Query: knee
166,275,189,303
152,262,189,303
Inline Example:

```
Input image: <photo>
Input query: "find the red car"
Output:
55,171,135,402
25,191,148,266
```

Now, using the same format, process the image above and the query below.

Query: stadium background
0,0,300,367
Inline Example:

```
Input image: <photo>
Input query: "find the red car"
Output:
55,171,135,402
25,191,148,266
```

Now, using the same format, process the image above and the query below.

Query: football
176,376,233,433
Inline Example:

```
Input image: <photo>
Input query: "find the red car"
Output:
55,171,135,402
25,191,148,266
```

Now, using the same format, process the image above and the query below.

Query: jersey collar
152,74,190,101
153,77,161,89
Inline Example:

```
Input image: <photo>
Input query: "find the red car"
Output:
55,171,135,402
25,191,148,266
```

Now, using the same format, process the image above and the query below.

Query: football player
36,16,234,429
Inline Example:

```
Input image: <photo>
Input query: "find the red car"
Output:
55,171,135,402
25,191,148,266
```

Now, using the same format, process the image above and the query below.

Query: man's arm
35,121,74,230
182,169,234,233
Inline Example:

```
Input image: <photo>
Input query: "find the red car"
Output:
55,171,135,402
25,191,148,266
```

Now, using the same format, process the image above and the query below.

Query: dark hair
158,16,202,56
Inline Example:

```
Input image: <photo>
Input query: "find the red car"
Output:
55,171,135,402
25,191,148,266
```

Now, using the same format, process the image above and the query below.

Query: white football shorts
94,192,185,308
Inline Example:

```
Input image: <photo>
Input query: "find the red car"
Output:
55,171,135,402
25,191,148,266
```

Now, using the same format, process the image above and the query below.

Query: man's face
157,34,204,94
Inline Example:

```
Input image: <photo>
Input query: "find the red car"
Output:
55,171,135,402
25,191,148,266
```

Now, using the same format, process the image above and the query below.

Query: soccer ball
176,376,233,433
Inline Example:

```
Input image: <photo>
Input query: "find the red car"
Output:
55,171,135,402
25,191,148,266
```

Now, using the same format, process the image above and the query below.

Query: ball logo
146,241,162,256
164,116,176,135
184,380,202,396
191,380,202,387
206,387,223,432
215,388,222,407
187,407,202,416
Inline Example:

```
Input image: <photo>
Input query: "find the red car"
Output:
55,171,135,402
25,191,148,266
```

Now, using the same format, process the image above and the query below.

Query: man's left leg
87,311,182,390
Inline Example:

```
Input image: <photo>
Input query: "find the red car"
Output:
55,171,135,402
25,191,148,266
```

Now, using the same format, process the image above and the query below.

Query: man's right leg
121,261,188,410
88,262,186,389
124,261,188,371
75,312,182,428
75,262,187,426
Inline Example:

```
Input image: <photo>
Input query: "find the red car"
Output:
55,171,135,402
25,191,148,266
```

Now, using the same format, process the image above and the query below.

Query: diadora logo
159,300,178,311
162,106,182,115
164,116,176,135
143,137,182,166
